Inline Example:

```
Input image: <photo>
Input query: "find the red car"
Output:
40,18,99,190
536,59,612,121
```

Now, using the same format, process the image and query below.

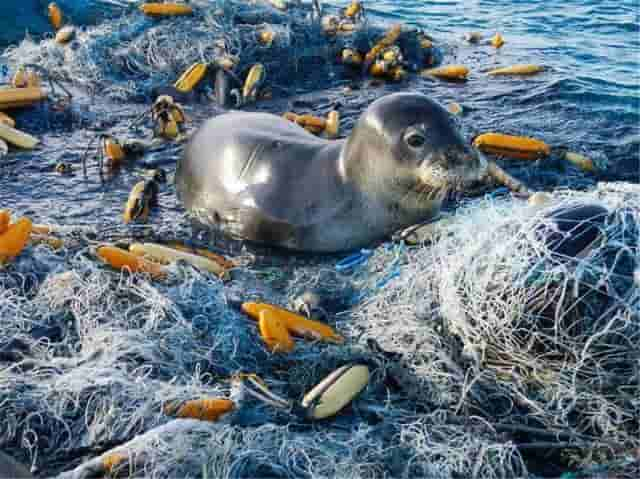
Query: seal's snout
413,144,486,194
443,145,487,185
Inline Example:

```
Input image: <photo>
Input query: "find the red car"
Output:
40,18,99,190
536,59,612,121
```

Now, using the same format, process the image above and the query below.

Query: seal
176,92,486,253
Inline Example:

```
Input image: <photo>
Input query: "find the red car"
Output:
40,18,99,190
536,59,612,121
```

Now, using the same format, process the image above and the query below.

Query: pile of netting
1,183,637,478
2,0,433,103
0,236,526,478
347,182,639,477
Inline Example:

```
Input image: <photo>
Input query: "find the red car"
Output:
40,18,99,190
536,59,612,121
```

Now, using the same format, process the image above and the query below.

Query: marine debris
0,2,635,478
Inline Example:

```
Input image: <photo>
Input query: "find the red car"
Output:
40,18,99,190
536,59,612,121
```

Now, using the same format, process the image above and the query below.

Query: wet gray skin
176,92,486,253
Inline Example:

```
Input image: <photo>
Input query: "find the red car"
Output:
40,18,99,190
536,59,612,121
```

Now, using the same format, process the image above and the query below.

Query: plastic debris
0,112,15,127
242,63,266,104
0,3,633,478
140,3,194,17
174,62,208,93
242,302,344,344
486,161,533,195
341,48,363,66
0,123,39,149
563,150,597,172
231,373,291,410
259,309,296,353
152,95,186,139
55,26,75,44
289,291,326,319
302,364,369,419
0,211,9,235
258,28,276,46
491,32,505,48
12,67,41,88
487,64,545,76
166,241,235,270
0,87,48,110
102,135,126,166
344,1,363,19
129,242,229,278
283,110,340,138
163,398,235,422
123,180,157,223
421,65,469,80
363,24,402,71
54,162,72,175
473,132,551,160
48,2,63,31
0,217,33,264
447,102,463,115
463,32,483,43
96,245,166,278
335,248,373,271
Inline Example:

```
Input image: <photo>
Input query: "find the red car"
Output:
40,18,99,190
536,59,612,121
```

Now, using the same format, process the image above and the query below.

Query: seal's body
176,93,486,252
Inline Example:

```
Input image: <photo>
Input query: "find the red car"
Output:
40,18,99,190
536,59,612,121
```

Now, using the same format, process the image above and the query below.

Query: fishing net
2,184,637,478
1,4,637,476
2,0,433,103
349,182,640,475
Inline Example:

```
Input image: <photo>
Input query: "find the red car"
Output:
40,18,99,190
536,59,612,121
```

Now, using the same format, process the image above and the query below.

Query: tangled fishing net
0,235,525,478
349,182,639,476
2,0,432,102
2,183,638,478
0,2,637,477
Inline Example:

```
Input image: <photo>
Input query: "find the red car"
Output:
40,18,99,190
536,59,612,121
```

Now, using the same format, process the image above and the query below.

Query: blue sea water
0,0,638,226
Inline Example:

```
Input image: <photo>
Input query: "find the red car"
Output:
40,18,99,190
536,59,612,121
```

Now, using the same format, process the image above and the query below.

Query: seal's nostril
444,150,463,166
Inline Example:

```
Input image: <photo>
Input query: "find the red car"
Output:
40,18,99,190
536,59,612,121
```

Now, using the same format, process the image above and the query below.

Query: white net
2,0,421,102
1,184,637,477
349,182,639,475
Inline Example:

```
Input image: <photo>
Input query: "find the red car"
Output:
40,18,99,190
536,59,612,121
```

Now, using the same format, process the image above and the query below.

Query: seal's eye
406,133,426,149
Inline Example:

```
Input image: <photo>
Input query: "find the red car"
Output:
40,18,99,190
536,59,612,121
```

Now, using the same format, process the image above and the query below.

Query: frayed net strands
2,214,532,478
1,257,239,472
349,183,639,473
1,181,638,478
55,415,526,479
3,9,226,102
1,0,381,102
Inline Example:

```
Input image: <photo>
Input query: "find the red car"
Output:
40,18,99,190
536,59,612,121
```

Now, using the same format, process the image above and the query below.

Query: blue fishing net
3,0,436,102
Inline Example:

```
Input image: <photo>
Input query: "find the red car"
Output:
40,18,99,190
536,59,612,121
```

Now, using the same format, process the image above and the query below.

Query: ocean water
367,0,639,182
0,0,638,227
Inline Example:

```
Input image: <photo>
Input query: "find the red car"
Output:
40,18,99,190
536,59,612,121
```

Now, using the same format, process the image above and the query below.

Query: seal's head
341,92,486,214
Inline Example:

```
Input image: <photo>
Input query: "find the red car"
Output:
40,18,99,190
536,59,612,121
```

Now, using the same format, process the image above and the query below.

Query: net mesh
348,182,639,474
2,0,426,102
1,184,637,478
0,1,637,477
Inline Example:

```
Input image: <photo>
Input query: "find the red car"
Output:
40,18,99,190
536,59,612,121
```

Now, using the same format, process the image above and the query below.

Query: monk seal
176,92,487,252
